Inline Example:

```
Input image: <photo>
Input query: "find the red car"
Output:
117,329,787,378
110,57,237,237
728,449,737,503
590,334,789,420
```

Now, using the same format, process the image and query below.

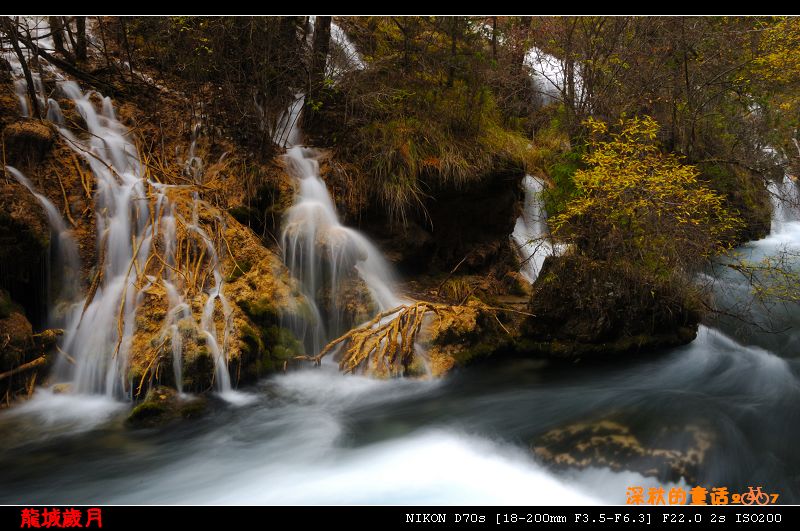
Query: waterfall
51,86,235,397
767,174,800,234
511,175,558,283
5,35,235,397
329,22,365,76
272,93,305,149
524,47,585,107
277,100,401,351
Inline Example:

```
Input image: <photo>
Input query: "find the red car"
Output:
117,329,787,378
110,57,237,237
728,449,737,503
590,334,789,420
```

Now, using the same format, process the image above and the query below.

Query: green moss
178,318,197,339
179,399,208,419
240,297,280,325
182,345,213,391
328,82,534,223
698,162,771,243
128,400,168,422
452,341,496,366
543,149,582,218
225,259,252,282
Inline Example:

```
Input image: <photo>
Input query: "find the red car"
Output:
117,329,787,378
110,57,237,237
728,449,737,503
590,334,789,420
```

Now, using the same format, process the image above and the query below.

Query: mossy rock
533,418,712,485
0,289,21,319
126,386,209,428
521,254,701,360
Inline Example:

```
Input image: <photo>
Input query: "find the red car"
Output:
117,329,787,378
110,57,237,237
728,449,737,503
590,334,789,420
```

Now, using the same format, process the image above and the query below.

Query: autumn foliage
552,116,742,275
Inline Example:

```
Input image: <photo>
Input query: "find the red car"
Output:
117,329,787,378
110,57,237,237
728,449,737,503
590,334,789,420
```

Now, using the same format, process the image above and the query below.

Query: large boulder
521,254,700,359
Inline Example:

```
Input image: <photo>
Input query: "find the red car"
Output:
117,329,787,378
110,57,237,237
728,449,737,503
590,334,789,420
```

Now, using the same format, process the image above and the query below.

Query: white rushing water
329,22,365,77
278,99,401,351
5,21,235,398
525,46,585,106
511,175,559,282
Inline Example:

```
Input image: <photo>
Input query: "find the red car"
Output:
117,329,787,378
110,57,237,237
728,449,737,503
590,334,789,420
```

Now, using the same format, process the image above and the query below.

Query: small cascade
767,174,800,234
329,22,365,76
511,175,558,282
524,47,585,106
272,93,305,149
276,99,401,351
5,166,81,322
281,145,401,350
6,40,236,397
305,17,365,79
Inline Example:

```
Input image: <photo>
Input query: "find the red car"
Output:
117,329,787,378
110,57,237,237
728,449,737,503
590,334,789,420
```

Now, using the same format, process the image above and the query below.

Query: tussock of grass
327,81,534,224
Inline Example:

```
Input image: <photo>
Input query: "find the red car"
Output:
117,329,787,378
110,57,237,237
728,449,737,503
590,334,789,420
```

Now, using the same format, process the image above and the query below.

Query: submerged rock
533,419,712,485
126,386,209,428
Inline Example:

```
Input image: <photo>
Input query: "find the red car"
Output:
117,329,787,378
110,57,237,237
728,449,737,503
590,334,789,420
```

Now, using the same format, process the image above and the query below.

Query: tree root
305,301,478,376
0,356,47,382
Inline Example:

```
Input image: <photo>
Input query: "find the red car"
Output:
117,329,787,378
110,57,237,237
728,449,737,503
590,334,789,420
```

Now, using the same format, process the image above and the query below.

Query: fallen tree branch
0,356,47,382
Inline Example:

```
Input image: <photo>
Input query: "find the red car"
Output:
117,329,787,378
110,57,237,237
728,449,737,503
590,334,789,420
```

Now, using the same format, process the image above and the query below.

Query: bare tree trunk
305,15,331,128
447,17,458,88
118,18,135,81
491,17,497,61
49,17,68,57
64,17,78,51
3,18,41,119
75,17,87,62
309,16,331,94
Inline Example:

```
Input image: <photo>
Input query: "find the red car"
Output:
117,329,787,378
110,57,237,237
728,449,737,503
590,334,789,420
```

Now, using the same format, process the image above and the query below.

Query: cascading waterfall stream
767,174,800,235
276,98,402,353
511,175,558,282
6,30,236,397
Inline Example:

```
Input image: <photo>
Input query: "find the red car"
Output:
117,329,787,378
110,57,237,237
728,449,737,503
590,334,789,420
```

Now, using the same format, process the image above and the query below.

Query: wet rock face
357,170,523,276
0,290,34,372
0,179,50,328
407,300,510,378
316,276,376,336
1,289,61,400
522,254,700,359
533,419,712,485
126,198,309,398
126,386,209,428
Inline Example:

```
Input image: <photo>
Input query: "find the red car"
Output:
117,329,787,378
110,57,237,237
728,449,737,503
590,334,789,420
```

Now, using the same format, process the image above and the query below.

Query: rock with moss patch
407,300,510,378
533,419,712,485
126,386,209,428
521,254,700,360
3,121,56,165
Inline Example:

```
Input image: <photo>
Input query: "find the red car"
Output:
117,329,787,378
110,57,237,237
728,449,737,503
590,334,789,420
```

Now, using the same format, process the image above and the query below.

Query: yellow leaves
553,116,742,270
